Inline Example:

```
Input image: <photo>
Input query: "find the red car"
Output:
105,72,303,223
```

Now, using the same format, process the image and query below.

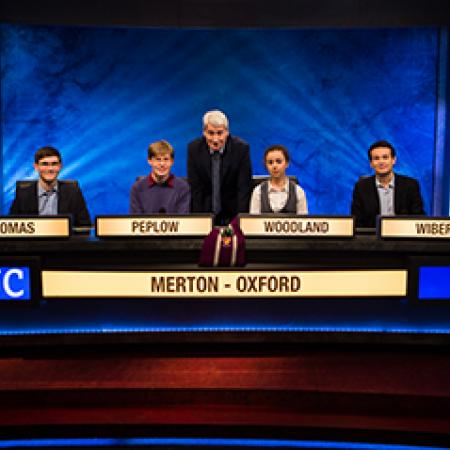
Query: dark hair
148,140,174,159
34,146,62,164
368,140,396,161
264,144,290,164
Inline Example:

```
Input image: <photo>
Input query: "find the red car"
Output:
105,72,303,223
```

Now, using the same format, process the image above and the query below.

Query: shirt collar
209,147,225,156
37,181,58,197
148,173,174,188
268,178,289,193
376,173,395,189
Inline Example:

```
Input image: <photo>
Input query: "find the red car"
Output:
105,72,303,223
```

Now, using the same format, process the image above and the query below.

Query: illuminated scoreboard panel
41,270,407,298
418,267,450,300
0,267,31,300
3,262,450,302
0,258,40,304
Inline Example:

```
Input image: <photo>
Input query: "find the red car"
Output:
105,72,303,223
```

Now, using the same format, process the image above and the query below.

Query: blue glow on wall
0,437,447,449
1,25,437,217
419,266,450,300
2,295,450,336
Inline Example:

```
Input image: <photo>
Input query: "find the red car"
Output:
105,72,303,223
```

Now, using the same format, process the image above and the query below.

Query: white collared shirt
249,178,308,214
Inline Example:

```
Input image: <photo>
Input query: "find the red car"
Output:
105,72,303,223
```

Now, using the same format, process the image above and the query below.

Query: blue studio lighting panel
1,25,437,217
418,267,450,300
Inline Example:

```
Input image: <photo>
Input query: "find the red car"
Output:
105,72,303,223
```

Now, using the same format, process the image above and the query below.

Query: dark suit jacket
351,174,425,228
187,135,252,223
9,180,91,227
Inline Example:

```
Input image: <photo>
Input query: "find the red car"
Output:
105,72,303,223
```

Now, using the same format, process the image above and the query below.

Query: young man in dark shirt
130,140,190,214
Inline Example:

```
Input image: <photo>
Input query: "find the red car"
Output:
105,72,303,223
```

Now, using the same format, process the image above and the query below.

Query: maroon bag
199,218,246,267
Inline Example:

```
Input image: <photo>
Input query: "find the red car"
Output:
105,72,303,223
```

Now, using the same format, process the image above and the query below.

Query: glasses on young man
38,161,60,167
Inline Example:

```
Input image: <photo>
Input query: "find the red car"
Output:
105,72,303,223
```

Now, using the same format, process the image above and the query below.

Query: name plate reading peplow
379,217,450,239
239,215,354,237
41,269,407,298
0,216,70,238
96,215,213,237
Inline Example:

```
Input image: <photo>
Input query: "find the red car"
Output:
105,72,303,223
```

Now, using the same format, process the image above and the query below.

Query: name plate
379,217,450,239
239,215,354,237
42,269,406,298
96,215,213,237
0,216,70,238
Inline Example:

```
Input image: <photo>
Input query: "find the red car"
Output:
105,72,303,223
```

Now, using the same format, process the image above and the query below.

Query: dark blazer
351,174,425,228
187,135,252,223
9,180,91,227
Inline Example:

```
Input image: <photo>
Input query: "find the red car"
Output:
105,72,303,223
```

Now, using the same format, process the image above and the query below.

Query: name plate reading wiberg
0,216,70,238
96,215,213,237
239,215,354,237
380,217,450,239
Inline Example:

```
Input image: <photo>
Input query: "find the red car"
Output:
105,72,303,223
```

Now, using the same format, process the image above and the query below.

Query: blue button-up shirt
38,183,58,216
376,175,395,216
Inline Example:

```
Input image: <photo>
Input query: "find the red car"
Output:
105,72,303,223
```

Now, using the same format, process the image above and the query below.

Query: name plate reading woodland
96,215,213,237
0,216,70,238
41,269,407,298
239,215,354,237
379,217,450,239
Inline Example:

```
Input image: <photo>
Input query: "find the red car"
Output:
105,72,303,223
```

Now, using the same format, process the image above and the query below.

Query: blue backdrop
0,25,437,217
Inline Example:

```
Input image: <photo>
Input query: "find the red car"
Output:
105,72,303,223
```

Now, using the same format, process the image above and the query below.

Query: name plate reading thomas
41,269,406,298
239,215,354,237
379,217,450,239
96,215,213,237
0,216,70,238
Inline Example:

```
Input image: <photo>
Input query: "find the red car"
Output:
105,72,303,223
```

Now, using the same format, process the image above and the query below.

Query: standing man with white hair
187,110,252,225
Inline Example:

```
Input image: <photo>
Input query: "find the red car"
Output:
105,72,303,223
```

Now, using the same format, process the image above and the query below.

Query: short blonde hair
148,140,174,159
202,110,229,130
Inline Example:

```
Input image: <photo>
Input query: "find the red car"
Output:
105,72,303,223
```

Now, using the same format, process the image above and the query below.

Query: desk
0,235,450,444
0,234,450,346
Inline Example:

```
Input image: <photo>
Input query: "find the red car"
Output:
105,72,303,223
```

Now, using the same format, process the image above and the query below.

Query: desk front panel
0,235,450,344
